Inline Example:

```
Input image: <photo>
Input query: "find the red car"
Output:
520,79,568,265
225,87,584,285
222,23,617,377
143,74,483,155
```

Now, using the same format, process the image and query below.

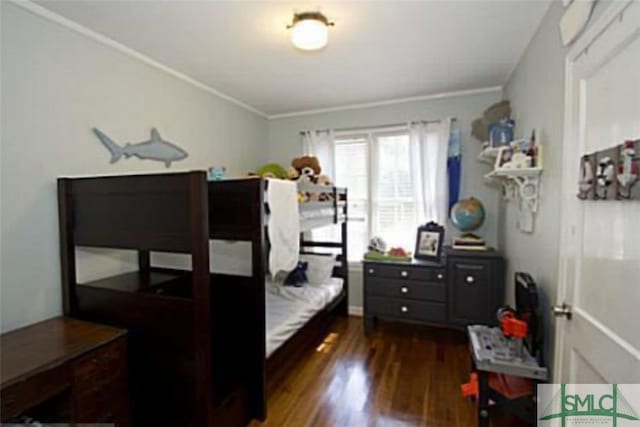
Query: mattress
265,277,343,357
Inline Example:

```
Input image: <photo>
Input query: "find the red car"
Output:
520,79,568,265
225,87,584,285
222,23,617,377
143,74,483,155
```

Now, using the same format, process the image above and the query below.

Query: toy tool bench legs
463,273,548,426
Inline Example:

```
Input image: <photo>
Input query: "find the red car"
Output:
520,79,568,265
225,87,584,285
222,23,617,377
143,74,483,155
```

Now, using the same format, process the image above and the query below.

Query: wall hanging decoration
414,222,444,262
577,139,639,201
577,154,596,200
93,128,188,168
471,100,512,144
617,140,640,199
595,147,618,200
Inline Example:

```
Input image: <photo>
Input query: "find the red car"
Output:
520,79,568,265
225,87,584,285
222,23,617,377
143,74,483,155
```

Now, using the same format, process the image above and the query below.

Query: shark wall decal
93,128,188,167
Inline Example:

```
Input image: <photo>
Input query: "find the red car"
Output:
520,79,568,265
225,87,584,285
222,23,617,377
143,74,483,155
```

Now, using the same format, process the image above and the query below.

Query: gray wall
500,0,613,371
0,3,267,332
267,90,503,308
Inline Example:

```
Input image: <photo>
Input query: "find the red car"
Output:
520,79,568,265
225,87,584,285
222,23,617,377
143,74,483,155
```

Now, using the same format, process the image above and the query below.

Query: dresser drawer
72,338,127,422
73,339,126,387
366,277,446,302
366,296,446,324
364,264,445,282
1,364,70,421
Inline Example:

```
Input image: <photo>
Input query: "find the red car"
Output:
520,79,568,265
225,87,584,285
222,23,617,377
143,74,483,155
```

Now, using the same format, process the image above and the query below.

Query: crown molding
8,0,269,118
267,86,504,120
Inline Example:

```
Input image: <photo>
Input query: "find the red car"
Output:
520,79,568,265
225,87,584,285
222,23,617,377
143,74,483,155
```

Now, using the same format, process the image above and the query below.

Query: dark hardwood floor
251,316,527,427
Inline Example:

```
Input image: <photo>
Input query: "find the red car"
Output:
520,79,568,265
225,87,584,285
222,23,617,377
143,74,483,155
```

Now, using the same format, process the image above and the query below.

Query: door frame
553,0,636,383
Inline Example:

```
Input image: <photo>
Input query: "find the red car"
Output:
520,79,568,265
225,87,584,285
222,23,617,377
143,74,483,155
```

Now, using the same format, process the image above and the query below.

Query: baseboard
348,306,363,317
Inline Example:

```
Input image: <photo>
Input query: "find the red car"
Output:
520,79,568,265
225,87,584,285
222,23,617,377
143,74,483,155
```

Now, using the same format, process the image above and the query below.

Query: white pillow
299,254,335,285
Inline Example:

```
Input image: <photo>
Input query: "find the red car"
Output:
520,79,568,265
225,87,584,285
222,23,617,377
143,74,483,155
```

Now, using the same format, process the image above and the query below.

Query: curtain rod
299,118,452,135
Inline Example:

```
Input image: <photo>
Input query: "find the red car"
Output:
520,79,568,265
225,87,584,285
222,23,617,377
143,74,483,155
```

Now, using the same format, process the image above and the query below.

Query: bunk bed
57,171,348,427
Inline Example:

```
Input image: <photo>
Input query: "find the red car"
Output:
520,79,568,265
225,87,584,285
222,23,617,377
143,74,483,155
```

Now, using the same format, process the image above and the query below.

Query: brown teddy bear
291,156,321,184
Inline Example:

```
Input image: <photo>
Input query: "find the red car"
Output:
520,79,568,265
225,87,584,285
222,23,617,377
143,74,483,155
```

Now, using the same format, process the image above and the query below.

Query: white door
555,0,640,383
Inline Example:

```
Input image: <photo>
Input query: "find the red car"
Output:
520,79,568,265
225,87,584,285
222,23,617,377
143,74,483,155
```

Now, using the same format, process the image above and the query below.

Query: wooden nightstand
363,248,505,332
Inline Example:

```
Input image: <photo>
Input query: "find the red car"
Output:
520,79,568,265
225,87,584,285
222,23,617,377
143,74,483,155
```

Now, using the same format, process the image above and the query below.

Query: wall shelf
477,146,501,164
478,145,543,233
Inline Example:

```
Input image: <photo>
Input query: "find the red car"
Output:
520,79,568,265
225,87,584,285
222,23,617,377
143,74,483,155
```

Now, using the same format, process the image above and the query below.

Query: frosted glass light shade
291,18,329,51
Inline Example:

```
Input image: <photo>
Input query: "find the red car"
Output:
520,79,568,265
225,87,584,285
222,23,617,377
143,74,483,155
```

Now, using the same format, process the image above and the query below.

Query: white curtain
409,120,451,225
302,130,335,179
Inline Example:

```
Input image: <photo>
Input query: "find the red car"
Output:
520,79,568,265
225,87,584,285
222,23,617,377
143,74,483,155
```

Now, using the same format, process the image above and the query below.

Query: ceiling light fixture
288,12,334,51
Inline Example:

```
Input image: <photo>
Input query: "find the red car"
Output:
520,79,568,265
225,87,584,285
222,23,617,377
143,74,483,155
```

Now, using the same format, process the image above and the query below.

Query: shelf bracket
511,174,540,213
478,144,543,233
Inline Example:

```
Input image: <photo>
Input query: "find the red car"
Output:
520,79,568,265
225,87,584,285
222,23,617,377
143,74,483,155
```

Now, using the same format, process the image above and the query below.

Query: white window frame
333,127,412,267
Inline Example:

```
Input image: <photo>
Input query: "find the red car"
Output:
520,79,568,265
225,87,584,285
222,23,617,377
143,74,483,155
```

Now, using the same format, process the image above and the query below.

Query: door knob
552,303,572,320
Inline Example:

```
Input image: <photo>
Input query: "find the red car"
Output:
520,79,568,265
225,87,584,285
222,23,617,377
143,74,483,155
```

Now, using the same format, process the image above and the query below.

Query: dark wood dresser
363,248,505,332
1,317,129,425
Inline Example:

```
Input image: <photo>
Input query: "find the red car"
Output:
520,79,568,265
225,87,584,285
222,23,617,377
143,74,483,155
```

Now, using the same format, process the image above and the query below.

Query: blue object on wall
447,122,461,210
448,155,461,210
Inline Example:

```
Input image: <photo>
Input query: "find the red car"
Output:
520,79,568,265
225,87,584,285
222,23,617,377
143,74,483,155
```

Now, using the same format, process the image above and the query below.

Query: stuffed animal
316,174,334,201
207,166,226,181
256,163,288,179
286,166,300,181
291,156,322,201
291,156,321,183
284,261,308,287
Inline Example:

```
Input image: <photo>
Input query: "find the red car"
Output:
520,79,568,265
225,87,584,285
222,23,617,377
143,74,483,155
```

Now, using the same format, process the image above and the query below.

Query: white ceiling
34,0,550,116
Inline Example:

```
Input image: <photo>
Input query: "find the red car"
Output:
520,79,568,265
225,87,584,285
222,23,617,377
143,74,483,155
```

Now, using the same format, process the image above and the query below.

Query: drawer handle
400,286,408,294
400,271,408,277
466,275,475,284
368,268,375,274
437,273,444,280
400,306,408,313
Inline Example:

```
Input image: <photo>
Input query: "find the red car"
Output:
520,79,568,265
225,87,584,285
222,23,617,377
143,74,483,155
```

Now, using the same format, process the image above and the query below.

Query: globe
450,197,485,233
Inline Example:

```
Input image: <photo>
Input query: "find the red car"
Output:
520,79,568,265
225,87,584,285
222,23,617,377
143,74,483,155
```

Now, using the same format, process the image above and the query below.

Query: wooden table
1,317,129,425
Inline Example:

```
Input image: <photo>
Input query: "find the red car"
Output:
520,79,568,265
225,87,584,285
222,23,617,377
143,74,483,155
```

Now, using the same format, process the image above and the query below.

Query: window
316,130,417,261
372,133,416,249
334,136,369,260
306,121,448,263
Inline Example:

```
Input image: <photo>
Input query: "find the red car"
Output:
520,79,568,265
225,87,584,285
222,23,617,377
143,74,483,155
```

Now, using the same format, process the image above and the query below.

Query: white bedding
265,277,343,357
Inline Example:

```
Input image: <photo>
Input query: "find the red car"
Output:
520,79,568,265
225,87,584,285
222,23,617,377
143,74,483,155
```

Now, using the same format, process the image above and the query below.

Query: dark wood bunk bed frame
57,171,348,427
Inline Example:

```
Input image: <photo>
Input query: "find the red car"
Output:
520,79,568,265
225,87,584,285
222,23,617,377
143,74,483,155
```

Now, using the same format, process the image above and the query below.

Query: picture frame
494,146,514,170
414,221,444,262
